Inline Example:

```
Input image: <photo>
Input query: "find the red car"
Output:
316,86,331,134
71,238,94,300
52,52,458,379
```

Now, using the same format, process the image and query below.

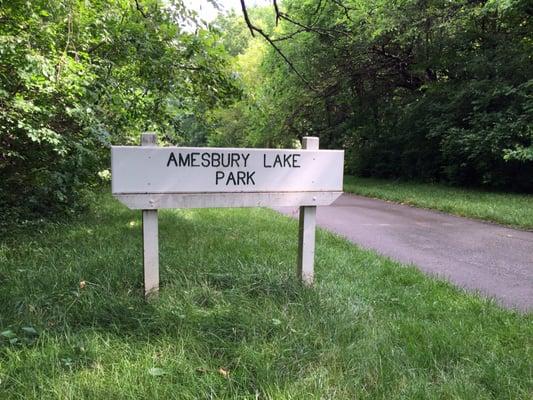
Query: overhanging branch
239,0,318,92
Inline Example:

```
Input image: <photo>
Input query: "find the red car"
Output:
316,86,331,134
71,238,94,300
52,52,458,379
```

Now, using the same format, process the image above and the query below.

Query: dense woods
211,0,532,191
0,0,239,223
1,0,532,225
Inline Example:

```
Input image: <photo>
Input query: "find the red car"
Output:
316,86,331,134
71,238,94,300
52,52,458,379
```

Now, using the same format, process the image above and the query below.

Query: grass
0,193,531,399
344,176,533,230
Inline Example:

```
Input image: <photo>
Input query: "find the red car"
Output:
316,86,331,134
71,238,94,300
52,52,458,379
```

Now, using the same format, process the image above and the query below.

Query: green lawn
344,176,533,230
0,194,531,399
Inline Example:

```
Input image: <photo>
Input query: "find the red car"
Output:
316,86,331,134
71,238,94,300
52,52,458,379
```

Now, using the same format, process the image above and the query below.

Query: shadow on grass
1,195,532,399
1,198,319,340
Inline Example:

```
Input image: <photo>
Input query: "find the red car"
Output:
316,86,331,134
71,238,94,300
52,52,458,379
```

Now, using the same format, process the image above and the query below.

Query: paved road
276,194,533,311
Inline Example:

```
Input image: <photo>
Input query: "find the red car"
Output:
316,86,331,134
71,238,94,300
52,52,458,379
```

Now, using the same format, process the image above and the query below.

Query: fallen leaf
148,367,167,376
218,367,229,378
79,280,86,289
1,330,16,339
61,358,74,367
22,326,38,336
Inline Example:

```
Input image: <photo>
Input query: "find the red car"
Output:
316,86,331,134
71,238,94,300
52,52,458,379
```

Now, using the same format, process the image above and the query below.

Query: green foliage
344,176,533,229
215,0,533,191
0,0,240,224
213,10,251,57
209,7,301,149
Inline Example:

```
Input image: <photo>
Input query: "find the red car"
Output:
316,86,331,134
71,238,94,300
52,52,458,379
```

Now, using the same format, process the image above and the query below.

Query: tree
224,0,532,191
0,0,240,224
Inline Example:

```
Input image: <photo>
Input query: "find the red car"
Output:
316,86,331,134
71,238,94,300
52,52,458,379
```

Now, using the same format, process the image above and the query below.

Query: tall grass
344,176,533,230
0,194,531,399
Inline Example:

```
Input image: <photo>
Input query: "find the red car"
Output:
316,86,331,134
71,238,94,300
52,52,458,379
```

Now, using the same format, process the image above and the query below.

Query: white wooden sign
112,146,343,209
111,134,344,297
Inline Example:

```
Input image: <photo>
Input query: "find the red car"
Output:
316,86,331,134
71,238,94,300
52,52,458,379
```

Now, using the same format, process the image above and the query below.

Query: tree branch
273,0,280,26
239,0,318,92
240,0,255,37
330,0,354,22
135,0,148,18
239,0,355,94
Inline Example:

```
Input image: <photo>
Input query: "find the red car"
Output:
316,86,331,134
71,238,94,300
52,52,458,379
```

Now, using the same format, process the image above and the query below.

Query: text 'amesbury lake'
166,151,302,186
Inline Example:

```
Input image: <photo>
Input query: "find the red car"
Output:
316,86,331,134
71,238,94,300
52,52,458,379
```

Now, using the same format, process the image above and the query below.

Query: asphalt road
275,194,533,311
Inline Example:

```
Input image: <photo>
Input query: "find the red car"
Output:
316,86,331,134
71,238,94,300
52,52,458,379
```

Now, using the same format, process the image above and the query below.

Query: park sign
112,145,343,209
111,133,344,296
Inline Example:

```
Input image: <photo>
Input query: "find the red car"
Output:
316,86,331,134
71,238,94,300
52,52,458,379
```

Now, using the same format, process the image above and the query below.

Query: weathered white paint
298,205,316,285
142,209,159,297
111,146,343,195
140,133,159,297
297,137,319,285
115,191,342,210
113,133,344,293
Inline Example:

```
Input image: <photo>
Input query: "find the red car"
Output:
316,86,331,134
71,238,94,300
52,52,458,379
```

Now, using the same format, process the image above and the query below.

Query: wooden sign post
298,137,318,285
112,133,344,297
140,133,159,296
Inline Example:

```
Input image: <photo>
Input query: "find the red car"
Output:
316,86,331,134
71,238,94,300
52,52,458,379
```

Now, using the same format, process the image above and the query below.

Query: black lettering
293,154,301,168
263,154,272,168
221,153,231,168
226,171,236,185
247,171,256,185
178,153,191,167
242,153,250,168
212,153,220,167
283,154,292,167
273,154,283,168
231,153,240,168
215,171,224,185
201,152,210,167
237,171,246,185
191,152,200,167
167,152,177,167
